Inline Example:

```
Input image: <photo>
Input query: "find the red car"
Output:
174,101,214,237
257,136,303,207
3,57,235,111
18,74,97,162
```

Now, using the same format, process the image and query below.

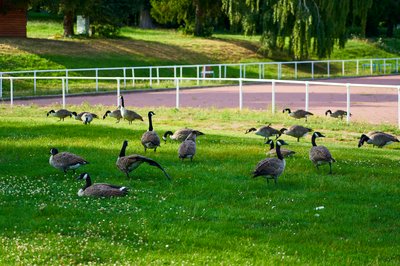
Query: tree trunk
139,8,154,29
193,0,204,36
63,11,74,37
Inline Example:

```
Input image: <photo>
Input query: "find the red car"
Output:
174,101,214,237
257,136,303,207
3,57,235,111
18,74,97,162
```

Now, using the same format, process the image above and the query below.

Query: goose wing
54,152,88,167
253,158,285,177
84,184,128,197
309,146,334,163
178,140,196,158
141,131,161,147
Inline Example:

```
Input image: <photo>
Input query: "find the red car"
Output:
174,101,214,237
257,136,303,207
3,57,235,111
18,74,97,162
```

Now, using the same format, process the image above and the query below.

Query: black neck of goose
148,113,153,131
276,143,284,160
84,176,92,190
311,134,317,147
119,142,128,157
269,141,274,150
120,97,125,108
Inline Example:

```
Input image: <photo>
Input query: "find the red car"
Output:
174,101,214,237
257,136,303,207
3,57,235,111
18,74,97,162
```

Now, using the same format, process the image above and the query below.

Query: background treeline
2,0,400,59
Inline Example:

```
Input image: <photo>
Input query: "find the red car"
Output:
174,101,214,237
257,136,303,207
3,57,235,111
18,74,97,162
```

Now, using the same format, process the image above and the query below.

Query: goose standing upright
116,140,171,180
49,148,89,173
46,109,74,121
77,173,128,197
178,130,202,161
283,108,313,121
141,111,161,152
252,140,289,184
119,95,143,124
309,132,336,174
358,132,399,148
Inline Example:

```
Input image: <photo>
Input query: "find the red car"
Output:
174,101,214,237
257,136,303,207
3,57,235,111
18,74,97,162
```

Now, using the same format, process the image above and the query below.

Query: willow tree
222,0,373,59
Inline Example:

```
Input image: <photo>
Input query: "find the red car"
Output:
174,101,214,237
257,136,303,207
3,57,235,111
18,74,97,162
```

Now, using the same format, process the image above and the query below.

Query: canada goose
46,109,74,121
178,130,202,161
279,125,313,142
103,109,122,123
141,111,161,152
252,139,289,184
283,108,313,121
116,140,171,180
49,148,89,173
309,132,336,174
358,132,399,148
119,95,143,124
72,112,98,125
245,124,280,141
163,128,205,143
77,173,128,197
265,139,295,157
325,109,351,120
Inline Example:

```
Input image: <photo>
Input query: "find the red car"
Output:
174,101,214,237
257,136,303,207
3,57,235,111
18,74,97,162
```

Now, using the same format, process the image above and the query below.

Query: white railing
0,57,399,96
2,76,400,128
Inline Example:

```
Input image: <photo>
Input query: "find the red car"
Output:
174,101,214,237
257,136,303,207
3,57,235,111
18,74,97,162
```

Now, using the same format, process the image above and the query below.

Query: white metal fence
2,76,400,128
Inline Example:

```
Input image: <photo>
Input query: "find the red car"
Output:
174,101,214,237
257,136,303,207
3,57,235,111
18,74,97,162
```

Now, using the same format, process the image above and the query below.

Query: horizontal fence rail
1,76,400,128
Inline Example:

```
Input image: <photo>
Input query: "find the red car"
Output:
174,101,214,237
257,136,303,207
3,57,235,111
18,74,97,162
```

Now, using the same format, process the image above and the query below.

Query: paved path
9,75,400,125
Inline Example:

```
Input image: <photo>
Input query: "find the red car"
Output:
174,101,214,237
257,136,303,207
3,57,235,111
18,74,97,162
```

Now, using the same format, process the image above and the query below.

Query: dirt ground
9,75,400,125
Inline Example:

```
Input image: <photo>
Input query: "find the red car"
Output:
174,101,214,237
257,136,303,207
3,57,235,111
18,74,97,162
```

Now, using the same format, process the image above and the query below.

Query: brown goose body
178,131,202,161
163,128,204,143
358,133,399,148
280,125,313,142
77,173,128,197
246,124,280,140
119,95,143,124
141,111,161,152
72,112,99,121
116,140,171,180
283,108,313,121
265,140,295,157
49,148,89,173
325,109,350,120
309,132,336,174
103,109,122,123
46,109,73,121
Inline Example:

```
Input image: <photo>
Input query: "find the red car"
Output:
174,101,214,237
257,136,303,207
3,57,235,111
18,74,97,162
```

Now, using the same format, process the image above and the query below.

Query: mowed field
0,104,399,265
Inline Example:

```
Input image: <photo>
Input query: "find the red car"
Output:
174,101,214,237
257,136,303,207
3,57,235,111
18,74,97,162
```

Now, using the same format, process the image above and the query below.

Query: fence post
149,67,153,88
278,63,282,79
196,66,200,86
156,67,160,85
342,61,345,76
65,70,69,94
0,73,3,99
396,59,399,73
398,87,400,129
10,78,13,107
219,64,222,79
346,83,351,124
262,63,265,79
33,71,37,94
61,78,66,108
117,78,121,106
239,64,242,79
383,59,386,74
176,78,180,109
174,66,177,85
271,80,275,114
243,65,246,79
311,62,314,79
95,68,99,92
239,79,243,110
224,65,227,78
327,61,330,78
356,60,359,75
259,63,262,79
295,62,298,79
131,68,135,87
305,81,309,111
123,67,127,88
370,59,373,75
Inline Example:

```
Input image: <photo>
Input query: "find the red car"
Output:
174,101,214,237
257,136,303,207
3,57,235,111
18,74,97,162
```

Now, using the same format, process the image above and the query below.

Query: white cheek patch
78,189,84,196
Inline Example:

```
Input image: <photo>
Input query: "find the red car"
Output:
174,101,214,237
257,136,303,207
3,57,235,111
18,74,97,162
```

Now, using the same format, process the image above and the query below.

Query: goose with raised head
252,139,289,184
245,124,280,141
77,173,128,197
119,95,143,124
358,132,399,148
141,111,161,152
309,132,336,174
279,125,313,142
49,148,89,173
283,108,313,121
116,140,171,180
265,139,295,158
103,109,122,123
325,109,351,120
46,109,74,121
178,130,202,161
163,128,204,143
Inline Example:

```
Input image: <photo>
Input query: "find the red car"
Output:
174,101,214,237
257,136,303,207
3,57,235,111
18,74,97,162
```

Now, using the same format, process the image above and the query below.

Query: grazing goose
72,112,98,125
77,173,128,197
283,108,313,121
279,125,313,142
265,139,295,158
163,128,205,143
178,130,202,161
245,124,281,141
252,139,289,184
46,109,74,121
309,132,336,174
116,140,171,180
49,148,89,173
141,111,161,152
119,95,143,124
103,109,122,123
358,132,399,148
325,109,351,120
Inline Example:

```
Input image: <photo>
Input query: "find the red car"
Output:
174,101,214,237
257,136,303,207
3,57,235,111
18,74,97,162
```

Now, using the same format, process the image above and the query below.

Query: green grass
0,104,399,265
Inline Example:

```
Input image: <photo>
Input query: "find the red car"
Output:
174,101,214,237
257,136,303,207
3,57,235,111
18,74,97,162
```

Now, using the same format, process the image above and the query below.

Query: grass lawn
0,104,399,264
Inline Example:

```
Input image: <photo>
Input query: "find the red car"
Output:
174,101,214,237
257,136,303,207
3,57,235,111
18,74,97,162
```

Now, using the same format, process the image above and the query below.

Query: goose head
245,128,257,134
358,134,369,148
46,110,55,116
49,148,59,155
282,108,291,114
313,132,325,138
276,139,289,146
77,172,90,180
103,111,111,119
325,110,332,116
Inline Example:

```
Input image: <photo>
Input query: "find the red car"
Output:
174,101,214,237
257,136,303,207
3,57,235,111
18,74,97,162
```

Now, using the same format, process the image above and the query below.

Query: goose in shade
178,130,202,161
309,132,336,174
49,148,89,173
265,139,295,158
163,128,204,143
358,132,399,148
46,109,74,121
141,111,161,152
119,95,143,124
279,125,313,142
77,173,128,197
325,109,351,120
103,109,122,123
245,124,280,141
116,140,171,180
283,108,313,121
252,139,289,184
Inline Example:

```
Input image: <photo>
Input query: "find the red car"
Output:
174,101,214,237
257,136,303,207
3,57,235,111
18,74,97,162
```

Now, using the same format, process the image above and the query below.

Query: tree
366,0,400,37
222,0,373,59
